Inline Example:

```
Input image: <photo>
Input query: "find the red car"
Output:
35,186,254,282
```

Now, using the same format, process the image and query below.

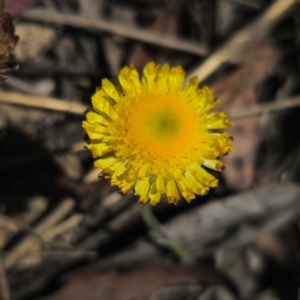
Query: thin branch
3,198,75,270
43,214,83,241
0,256,10,300
187,0,296,82
22,9,208,57
0,91,87,115
70,141,86,153
229,96,300,120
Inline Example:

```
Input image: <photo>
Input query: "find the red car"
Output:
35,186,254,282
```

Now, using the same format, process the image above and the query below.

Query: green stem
141,204,193,264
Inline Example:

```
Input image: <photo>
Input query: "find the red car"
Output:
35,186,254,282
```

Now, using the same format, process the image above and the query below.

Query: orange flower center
127,93,197,159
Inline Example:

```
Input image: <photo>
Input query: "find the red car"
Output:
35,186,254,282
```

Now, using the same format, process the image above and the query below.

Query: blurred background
1,0,300,299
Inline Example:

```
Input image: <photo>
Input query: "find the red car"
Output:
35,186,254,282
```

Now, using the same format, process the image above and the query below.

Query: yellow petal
86,143,113,158
149,181,161,206
203,159,225,171
115,169,137,194
166,178,180,203
107,161,127,177
209,133,234,155
86,111,110,126
173,170,195,202
102,79,120,102
185,170,209,195
137,163,150,178
156,64,170,93
118,65,141,96
168,66,185,92
135,178,150,203
156,176,166,193
91,90,114,117
142,62,160,92
181,76,199,100
206,112,233,129
94,157,118,169
82,121,107,140
188,164,218,188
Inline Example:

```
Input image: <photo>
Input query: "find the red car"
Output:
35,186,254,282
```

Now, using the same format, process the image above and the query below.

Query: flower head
83,62,233,205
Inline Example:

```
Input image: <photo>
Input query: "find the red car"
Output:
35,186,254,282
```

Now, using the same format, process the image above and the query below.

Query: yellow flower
83,62,233,205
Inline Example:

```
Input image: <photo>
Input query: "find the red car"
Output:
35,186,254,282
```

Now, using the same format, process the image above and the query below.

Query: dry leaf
212,42,281,190
43,264,231,300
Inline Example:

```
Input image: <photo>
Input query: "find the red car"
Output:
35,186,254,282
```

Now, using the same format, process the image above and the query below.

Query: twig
0,197,48,249
230,0,262,9
70,141,86,153
0,256,10,300
0,91,87,115
187,0,296,82
22,9,208,57
34,199,75,234
43,214,83,241
79,203,142,250
3,198,75,270
27,250,96,258
0,216,19,233
13,250,96,271
15,196,48,226
228,96,300,119
0,213,83,253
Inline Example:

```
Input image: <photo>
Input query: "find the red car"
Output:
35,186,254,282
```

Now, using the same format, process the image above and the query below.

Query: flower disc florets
83,62,233,205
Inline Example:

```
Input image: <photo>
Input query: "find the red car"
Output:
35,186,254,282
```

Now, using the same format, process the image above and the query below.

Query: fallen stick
187,0,296,82
3,198,75,270
23,8,208,57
